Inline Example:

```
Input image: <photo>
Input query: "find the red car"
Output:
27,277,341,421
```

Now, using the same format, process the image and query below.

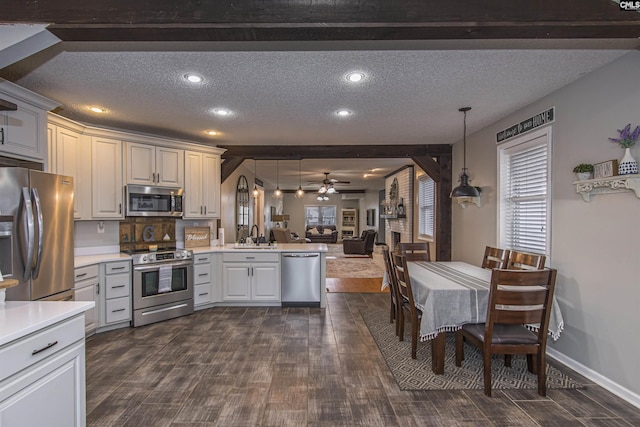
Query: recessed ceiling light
184,73,203,83
89,107,106,113
336,109,352,117
346,72,365,82
212,108,232,117
205,130,219,136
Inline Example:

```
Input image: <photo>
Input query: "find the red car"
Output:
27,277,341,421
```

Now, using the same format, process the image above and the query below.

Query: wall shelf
381,214,406,219
574,174,640,202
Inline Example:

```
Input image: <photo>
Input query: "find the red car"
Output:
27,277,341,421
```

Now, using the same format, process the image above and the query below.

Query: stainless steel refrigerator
0,167,75,301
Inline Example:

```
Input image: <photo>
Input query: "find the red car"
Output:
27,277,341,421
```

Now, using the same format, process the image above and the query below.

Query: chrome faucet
251,224,260,239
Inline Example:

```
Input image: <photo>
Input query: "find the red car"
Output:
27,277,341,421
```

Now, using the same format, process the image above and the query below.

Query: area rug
325,244,385,278
361,309,582,391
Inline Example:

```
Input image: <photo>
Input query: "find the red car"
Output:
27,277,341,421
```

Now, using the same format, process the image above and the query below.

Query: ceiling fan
313,172,350,194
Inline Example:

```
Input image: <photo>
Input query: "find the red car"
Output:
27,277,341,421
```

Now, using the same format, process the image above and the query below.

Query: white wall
452,51,640,398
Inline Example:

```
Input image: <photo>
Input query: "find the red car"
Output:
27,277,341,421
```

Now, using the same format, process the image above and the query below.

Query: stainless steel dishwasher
281,252,321,307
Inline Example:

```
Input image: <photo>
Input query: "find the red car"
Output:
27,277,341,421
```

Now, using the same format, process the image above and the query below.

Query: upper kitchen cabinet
125,142,183,188
47,114,91,219
0,79,59,163
184,149,223,219
91,136,124,219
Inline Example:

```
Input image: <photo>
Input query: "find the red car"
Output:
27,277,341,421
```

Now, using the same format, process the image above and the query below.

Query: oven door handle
133,260,193,272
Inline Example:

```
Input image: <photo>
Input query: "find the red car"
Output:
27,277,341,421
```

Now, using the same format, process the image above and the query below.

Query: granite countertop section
0,301,95,346
75,253,131,268
190,243,328,254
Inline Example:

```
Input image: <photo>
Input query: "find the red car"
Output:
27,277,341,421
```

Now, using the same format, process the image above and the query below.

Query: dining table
403,261,564,374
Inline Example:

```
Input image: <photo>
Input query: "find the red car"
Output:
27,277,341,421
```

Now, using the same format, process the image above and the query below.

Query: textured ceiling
1,40,633,190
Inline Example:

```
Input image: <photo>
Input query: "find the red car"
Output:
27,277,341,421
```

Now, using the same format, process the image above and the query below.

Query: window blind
418,175,435,237
502,143,548,254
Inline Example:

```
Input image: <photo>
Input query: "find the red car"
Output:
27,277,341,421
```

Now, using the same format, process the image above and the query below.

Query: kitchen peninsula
74,243,328,334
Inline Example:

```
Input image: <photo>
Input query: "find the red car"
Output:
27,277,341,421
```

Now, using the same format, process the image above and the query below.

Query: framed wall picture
593,160,618,179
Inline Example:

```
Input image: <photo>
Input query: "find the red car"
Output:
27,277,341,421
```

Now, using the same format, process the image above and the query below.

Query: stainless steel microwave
125,185,183,217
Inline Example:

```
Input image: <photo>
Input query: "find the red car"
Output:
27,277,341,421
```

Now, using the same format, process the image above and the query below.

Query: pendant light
252,159,259,198
295,159,305,199
272,160,283,199
450,107,480,199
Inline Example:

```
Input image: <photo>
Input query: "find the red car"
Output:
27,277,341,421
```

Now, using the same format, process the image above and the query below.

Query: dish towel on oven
158,265,172,293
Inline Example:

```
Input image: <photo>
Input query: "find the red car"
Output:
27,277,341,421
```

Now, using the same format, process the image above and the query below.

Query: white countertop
0,301,95,346
73,243,328,267
75,252,132,268
191,243,328,253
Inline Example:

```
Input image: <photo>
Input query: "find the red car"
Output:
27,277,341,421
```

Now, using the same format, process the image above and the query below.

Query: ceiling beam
220,144,451,160
4,1,639,41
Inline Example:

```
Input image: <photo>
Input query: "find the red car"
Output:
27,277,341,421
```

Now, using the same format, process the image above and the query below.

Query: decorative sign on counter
496,107,555,143
185,227,211,248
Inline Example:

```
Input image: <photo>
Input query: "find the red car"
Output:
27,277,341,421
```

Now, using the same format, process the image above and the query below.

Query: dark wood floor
85,291,640,426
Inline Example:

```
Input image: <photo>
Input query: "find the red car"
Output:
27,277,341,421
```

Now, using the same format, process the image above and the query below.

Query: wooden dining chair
397,242,430,262
392,252,423,359
455,268,558,397
380,244,402,336
481,246,510,269
506,250,546,270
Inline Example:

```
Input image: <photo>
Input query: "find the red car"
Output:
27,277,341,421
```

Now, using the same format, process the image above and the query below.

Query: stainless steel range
130,248,194,327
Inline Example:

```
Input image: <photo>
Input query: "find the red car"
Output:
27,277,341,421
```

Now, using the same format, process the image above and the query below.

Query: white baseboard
547,347,640,409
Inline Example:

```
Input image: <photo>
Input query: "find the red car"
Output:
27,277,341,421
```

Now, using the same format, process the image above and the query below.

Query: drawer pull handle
198,292,209,296
198,273,208,277
32,341,58,356
76,272,87,278
198,258,208,261
112,308,126,313
111,285,126,289
246,256,255,260
111,266,126,270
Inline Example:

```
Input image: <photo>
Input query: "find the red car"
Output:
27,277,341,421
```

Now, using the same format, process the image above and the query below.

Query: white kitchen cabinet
184,150,221,219
73,264,100,335
0,81,57,162
222,252,280,302
125,142,183,187
99,260,131,329
47,117,92,219
193,252,222,309
0,314,86,427
193,253,212,307
91,136,124,219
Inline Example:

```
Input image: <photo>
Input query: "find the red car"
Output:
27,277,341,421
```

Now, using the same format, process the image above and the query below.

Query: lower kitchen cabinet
73,264,100,335
0,314,87,427
193,252,222,309
222,252,280,303
99,260,132,329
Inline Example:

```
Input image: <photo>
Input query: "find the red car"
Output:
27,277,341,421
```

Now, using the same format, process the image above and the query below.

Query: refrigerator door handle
31,188,44,279
20,187,35,280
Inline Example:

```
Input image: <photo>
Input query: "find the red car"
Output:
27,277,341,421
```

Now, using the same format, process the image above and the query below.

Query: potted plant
573,163,594,181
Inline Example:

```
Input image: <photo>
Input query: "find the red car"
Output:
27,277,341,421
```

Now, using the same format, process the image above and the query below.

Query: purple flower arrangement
609,124,640,148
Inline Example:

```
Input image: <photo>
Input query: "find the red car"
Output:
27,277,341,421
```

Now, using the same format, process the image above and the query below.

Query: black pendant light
450,107,480,199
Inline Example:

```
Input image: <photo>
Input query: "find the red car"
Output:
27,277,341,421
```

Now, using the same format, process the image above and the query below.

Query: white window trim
497,126,553,260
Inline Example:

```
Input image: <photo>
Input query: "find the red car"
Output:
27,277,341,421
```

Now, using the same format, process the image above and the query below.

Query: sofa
343,229,377,256
305,225,338,243
270,228,307,244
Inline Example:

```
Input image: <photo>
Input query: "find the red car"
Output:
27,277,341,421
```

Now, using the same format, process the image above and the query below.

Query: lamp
252,159,259,198
272,160,282,199
317,194,329,201
295,159,305,199
450,107,481,199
